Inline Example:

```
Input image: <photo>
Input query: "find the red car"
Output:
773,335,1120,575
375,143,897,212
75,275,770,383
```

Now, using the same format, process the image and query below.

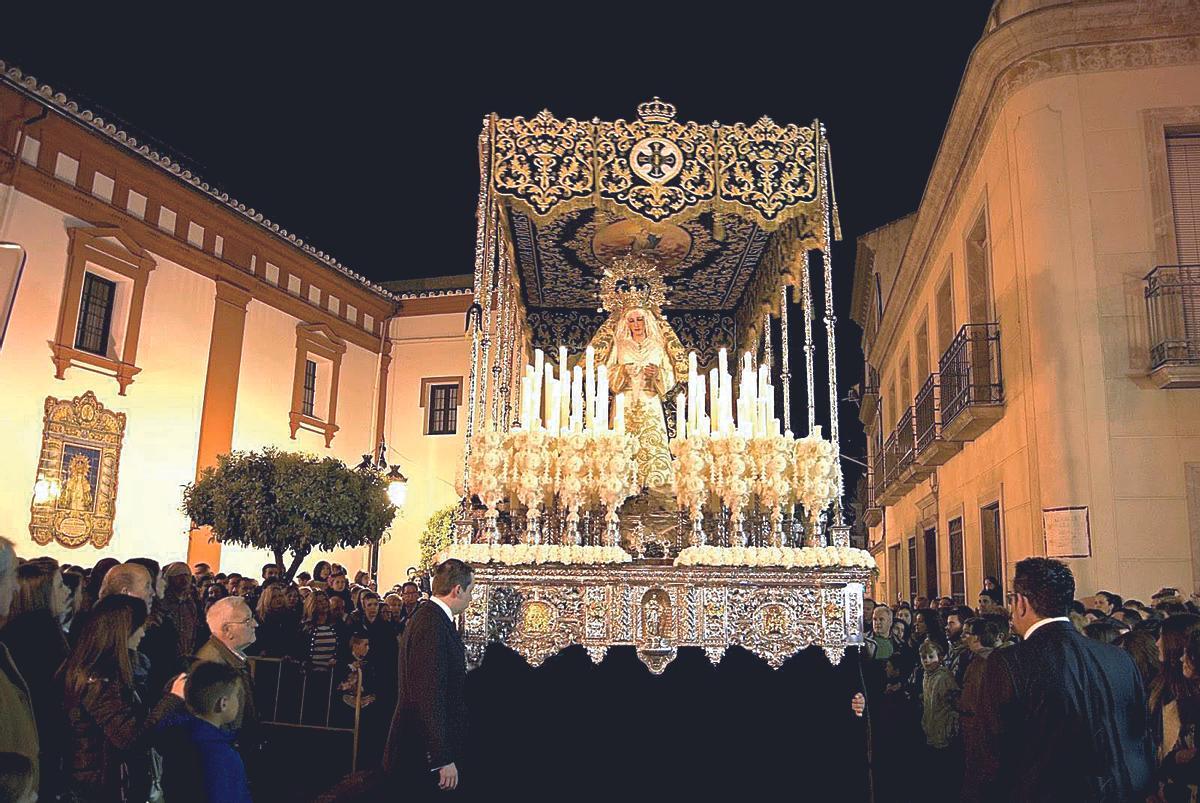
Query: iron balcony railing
1145,265,1200,368
939,323,1002,427
883,407,916,488
872,439,886,500
914,374,940,454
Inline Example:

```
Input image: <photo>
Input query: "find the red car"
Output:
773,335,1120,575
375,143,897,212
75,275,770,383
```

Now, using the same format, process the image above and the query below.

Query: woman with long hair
302,590,341,670
252,583,303,659
311,560,332,591
1151,614,1200,762
0,559,71,801
59,595,185,802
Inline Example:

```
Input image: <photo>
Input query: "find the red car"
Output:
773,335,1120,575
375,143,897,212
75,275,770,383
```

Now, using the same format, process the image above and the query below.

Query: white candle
709,369,720,429
614,393,625,434
543,368,554,432
571,365,584,433
585,346,595,428
676,391,686,440
719,348,728,378
520,375,531,430
559,346,569,427
743,350,752,375
550,377,562,434
597,364,609,432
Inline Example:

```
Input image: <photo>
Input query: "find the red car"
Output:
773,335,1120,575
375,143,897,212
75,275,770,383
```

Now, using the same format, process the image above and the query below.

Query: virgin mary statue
606,308,675,489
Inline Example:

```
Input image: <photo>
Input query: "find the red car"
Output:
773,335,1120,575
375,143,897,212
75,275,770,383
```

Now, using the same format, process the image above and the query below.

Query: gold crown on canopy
598,253,668,315
637,97,677,123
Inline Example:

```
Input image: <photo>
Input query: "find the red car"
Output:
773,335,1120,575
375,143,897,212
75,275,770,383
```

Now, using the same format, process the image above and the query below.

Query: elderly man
99,562,154,608
0,536,38,799
195,596,258,737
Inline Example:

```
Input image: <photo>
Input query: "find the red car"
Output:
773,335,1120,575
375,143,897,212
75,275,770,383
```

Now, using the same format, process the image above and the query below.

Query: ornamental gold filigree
595,104,716,223
30,391,126,549
492,111,595,220
717,117,818,224
460,563,867,673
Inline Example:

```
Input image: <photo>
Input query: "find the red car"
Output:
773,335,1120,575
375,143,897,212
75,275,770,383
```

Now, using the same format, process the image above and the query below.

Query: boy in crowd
157,661,253,803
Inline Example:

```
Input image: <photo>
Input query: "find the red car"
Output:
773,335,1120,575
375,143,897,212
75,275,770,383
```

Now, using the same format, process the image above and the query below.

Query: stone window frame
289,323,346,447
419,376,464,436
52,225,156,395
1143,105,1200,265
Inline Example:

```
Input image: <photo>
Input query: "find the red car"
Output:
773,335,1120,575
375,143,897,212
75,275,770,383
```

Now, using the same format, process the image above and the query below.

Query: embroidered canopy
477,98,841,357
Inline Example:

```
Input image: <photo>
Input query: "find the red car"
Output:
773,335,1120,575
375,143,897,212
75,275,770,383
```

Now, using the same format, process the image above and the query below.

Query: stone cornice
0,59,398,301
865,0,1200,368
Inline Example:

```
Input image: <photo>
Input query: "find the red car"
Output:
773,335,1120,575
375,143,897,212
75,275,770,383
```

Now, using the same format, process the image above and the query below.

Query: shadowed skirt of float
463,644,871,801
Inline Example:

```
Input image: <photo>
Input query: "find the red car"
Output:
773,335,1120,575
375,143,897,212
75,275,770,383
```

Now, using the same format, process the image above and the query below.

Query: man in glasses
964,557,1152,801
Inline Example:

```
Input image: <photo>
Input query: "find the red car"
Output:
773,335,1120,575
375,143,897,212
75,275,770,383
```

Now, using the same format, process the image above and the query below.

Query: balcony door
888,544,901,606
981,502,1003,593
922,526,938,601
966,210,996,401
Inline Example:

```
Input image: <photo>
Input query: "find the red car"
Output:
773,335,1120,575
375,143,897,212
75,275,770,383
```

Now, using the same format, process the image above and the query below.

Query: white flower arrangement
709,433,751,525
588,431,639,525
467,430,508,515
793,427,840,521
670,433,711,523
507,428,555,535
674,545,876,570
553,429,594,529
749,433,795,539
441,543,632,566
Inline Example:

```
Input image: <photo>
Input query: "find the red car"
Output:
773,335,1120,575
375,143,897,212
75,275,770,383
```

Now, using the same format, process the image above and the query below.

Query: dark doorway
907,537,918,603
981,502,1002,592
888,544,901,606
923,526,939,601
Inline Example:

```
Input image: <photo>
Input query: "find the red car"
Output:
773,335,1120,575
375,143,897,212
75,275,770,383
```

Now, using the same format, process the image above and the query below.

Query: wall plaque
30,391,126,549
1042,506,1091,559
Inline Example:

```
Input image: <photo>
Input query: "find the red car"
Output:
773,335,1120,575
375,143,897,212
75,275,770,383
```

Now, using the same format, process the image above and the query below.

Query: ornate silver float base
461,562,867,674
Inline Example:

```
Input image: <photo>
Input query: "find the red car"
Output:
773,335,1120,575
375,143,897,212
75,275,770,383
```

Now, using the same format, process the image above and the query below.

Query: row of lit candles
518,345,788,440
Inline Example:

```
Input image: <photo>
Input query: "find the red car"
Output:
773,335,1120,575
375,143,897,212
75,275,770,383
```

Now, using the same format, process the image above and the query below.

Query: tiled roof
1,59,399,301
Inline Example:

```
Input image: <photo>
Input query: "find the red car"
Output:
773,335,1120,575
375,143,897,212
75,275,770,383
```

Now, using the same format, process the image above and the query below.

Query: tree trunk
284,548,310,583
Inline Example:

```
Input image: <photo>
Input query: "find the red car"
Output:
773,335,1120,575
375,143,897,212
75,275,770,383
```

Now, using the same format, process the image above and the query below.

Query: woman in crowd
253,583,303,659
311,561,332,592
327,572,353,611
284,583,304,618
303,590,342,670
0,558,71,801
59,594,185,802
1119,628,1162,694
1158,628,1200,800
1150,613,1200,761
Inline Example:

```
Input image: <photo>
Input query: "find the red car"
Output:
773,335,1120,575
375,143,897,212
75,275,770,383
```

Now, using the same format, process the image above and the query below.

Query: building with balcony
850,0,1200,605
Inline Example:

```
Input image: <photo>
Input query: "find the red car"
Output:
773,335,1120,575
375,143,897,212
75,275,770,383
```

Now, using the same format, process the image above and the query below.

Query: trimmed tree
183,448,396,581
418,503,460,572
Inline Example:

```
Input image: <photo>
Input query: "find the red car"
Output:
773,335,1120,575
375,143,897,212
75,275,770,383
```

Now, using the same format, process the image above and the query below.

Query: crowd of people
853,565,1200,801
0,536,434,802
7,528,1200,801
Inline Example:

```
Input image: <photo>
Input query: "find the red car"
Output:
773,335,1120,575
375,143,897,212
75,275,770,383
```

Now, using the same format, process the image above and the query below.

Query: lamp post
357,439,407,584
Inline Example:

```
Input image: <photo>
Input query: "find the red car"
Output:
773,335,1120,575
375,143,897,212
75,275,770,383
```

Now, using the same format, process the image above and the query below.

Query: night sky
2,4,995,504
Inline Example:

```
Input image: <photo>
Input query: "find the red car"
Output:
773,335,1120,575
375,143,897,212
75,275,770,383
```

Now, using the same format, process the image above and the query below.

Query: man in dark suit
385,559,473,796
964,557,1153,802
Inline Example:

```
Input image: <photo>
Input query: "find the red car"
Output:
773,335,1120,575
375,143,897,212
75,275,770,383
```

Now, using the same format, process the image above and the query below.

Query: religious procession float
443,98,873,673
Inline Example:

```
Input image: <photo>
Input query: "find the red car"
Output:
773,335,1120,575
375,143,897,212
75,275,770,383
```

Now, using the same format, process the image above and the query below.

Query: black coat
0,611,70,798
384,602,467,781
965,620,1154,802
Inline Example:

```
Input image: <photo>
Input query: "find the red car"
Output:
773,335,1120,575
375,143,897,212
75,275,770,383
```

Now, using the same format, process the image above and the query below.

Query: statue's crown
599,253,668,315
637,97,676,124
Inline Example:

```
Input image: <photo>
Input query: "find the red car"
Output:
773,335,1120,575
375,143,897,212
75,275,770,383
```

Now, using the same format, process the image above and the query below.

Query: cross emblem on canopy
630,137,684,185
637,141,677,180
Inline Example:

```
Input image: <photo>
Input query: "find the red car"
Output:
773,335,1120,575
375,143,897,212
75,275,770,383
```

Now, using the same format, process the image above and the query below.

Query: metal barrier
247,656,363,771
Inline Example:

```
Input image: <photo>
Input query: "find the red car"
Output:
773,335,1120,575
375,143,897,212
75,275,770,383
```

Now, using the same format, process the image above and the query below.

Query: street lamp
358,439,408,584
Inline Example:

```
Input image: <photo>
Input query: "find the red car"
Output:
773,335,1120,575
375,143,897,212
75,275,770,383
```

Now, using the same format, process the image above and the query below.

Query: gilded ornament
30,391,126,549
